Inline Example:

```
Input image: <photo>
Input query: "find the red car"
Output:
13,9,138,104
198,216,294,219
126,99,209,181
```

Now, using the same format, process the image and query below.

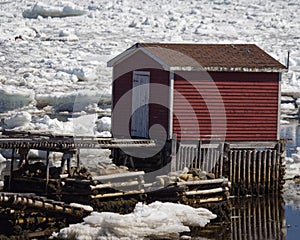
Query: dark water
281,123,300,239
192,195,300,240
285,205,300,240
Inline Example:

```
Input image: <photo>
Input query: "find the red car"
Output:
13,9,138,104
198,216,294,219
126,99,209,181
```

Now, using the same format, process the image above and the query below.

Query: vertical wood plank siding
172,140,285,195
173,72,279,141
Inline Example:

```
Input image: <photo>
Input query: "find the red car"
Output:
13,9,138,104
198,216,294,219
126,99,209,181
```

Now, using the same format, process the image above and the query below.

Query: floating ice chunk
281,96,295,102
97,131,112,137
31,115,75,135
286,157,294,164
280,119,290,125
58,29,79,41
4,111,32,129
0,153,6,163
0,85,35,112
23,2,86,19
13,27,38,40
281,103,296,110
292,153,300,163
54,201,216,239
72,114,98,136
97,117,111,132
36,91,102,112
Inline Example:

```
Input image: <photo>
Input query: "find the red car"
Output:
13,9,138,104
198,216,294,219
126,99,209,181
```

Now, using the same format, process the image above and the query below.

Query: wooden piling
45,151,50,194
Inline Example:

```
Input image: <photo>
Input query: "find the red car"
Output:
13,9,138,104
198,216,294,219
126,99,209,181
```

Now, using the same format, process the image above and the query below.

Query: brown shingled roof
137,43,287,72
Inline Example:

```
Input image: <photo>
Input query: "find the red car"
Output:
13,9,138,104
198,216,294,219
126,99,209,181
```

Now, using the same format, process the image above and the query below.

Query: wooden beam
185,187,229,196
92,171,145,181
229,141,278,149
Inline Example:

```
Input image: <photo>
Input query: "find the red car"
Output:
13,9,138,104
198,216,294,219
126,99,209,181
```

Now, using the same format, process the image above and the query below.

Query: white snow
54,201,216,240
0,0,299,230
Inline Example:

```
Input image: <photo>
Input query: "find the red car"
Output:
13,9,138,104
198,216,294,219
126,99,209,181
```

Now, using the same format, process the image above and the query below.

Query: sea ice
97,117,111,132
22,2,86,19
0,85,35,113
4,111,32,129
54,201,216,240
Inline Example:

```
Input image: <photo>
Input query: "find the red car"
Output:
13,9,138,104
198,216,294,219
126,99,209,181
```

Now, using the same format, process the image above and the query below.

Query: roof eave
107,46,137,67
107,43,170,70
170,66,288,72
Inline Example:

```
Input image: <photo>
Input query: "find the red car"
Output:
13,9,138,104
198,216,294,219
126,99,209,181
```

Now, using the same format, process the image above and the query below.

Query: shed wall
173,71,279,141
112,68,170,139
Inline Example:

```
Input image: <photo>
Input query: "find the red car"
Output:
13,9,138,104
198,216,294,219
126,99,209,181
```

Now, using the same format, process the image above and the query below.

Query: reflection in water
193,196,286,240
230,196,286,240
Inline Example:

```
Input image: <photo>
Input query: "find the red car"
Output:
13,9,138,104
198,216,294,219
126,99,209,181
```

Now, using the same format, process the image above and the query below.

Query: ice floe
54,201,216,240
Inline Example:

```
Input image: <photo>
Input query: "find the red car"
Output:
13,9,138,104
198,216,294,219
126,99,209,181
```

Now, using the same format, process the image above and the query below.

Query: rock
206,173,215,179
179,173,190,181
188,168,200,176
199,171,207,178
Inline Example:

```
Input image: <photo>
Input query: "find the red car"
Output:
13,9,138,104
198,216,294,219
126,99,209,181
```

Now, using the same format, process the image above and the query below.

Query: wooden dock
0,130,230,212
170,137,286,196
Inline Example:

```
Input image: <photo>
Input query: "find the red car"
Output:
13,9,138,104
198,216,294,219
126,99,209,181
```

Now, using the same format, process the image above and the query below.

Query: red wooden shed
108,43,287,143
108,43,287,195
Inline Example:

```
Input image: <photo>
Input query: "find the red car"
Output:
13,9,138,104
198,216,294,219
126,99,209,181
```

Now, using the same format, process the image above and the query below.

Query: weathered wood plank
229,141,278,149
92,171,145,181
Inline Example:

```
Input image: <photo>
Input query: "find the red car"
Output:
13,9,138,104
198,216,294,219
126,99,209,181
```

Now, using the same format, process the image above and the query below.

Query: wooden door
131,71,150,138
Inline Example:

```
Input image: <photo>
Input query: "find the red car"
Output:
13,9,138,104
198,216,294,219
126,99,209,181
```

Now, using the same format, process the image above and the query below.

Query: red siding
112,71,133,137
112,68,169,140
148,69,170,140
173,72,279,141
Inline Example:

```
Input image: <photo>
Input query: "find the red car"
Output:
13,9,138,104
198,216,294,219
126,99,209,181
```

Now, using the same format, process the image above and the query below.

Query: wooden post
271,150,276,193
247,150,251,195
197,140,201,170
267,150,271,193
9,148,15,192
45,151,50,195
67,158,71,176
221,143,229,180
229,151,233,194
242,150,246,195
253,151,257,195
262,151,267,194
279,140,286,193
257,151,262,195
170,135,177,172
76,149,80,168
60,155,66,174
